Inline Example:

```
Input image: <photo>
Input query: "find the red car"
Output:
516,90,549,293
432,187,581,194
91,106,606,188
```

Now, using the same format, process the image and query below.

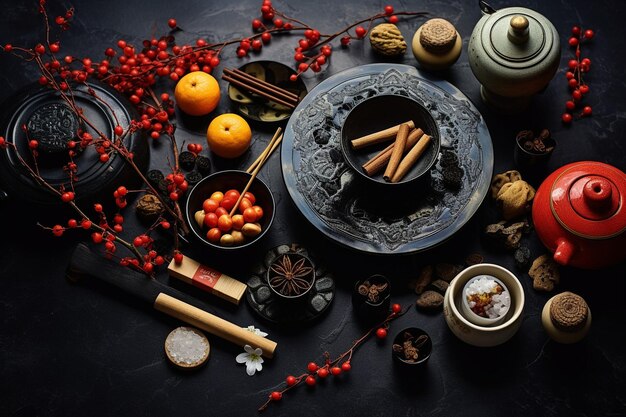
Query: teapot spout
554,238,576,266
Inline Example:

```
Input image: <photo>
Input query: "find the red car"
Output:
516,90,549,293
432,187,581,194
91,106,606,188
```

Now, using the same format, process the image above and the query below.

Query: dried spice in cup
392,330,430,364
357,279,389,303
268,253,315,297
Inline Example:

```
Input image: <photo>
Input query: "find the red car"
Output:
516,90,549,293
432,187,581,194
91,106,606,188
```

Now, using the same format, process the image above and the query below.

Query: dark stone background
1,1,625,416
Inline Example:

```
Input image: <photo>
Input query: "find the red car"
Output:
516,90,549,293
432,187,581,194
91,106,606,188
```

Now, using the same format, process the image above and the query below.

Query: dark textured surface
1,1,625,416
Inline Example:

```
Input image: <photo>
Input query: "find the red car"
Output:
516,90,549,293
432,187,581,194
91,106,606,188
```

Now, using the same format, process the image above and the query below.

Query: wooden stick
225,67,299,102
229,128,283,217
246,133,283,174
350,120,415,150
362,128,424,177
383,123,409,182
154,293,277,358
222,74,297,109
391,134,432,183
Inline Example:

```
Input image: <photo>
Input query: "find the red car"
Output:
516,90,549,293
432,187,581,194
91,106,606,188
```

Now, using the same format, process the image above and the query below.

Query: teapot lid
550,162,626,239
480,7,556,69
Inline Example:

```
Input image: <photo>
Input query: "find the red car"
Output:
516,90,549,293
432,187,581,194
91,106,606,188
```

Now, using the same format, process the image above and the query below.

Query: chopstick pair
228,128,284,217
222,67,299,109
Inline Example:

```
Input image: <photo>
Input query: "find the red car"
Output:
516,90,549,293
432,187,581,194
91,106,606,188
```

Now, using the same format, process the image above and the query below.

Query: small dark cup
392,327,432,368
340,94,440,193
513,133,556,184
266,251,316,303
352,274,391,323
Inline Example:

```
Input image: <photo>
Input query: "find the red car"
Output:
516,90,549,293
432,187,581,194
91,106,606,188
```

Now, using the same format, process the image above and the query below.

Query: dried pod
416,290,444,311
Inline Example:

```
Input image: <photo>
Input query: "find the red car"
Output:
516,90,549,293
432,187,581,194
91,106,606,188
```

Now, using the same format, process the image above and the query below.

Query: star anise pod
269,254,314,296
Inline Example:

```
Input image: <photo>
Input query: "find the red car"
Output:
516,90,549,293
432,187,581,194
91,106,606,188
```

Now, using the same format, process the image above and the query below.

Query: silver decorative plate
281,64,493,254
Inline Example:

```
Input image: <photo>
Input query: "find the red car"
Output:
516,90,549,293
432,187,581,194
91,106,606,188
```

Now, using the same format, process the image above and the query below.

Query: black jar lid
0,82,148,205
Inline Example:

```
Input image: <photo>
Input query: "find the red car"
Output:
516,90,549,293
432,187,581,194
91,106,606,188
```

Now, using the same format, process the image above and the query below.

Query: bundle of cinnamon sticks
350,120,432,183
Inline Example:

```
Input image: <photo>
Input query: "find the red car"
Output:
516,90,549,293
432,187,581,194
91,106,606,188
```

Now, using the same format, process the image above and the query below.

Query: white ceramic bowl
444,264,525,347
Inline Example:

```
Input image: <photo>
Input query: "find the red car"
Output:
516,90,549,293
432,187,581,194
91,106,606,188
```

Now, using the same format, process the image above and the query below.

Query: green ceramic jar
468,6,560,113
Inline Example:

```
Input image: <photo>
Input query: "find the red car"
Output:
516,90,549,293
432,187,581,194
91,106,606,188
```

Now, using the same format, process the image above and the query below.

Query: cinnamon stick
383,123,409,182
362,128,424,177
222,74,297,109
222,68,299,105
391,134,431,183
350,120,415,150
225,67,299,102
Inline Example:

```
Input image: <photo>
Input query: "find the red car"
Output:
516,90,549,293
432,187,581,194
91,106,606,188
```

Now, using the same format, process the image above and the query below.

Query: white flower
243,325,268,338
236,344,264,376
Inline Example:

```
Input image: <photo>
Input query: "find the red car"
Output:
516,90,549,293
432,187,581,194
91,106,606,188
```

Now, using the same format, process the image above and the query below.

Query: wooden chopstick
246,133,283,174
223,75,297,109
225,67,299,102
229,128,284,217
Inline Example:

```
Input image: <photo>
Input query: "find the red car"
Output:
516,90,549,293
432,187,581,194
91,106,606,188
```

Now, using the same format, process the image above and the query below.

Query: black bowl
340,94,440,189
184,170,275,251
392,327,432,367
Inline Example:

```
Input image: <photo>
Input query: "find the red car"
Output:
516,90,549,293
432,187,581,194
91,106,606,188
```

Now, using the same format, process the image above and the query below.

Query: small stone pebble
413,265,433,294
435,263,462,282
465,253,484,266
514,246,532,270
416,290,444,311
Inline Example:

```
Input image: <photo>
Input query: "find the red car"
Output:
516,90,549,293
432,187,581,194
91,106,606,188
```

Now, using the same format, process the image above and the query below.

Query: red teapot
532,161,626,269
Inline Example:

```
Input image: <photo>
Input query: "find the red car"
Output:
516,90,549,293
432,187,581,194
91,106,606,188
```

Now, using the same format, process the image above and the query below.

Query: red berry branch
1,1,427,276
258,303,405,412
250,2,427,79
562,26,594,124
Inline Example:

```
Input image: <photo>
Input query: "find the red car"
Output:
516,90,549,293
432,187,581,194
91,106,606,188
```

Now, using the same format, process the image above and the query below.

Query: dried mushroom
528,254,560,292
496,180,536,220
490,170,523,199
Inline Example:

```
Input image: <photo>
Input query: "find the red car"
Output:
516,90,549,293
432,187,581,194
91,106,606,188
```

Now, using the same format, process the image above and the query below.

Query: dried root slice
228,85,254,104
259,107,287,122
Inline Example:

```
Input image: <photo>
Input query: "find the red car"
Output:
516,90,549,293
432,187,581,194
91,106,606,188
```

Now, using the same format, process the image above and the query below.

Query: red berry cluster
562,26,594,124
260,303,404,411
2,1,427,277
186,143,203,156
164,172,189,202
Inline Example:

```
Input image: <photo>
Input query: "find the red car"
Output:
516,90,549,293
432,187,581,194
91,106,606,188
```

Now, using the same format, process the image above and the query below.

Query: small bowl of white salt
461,275,511,326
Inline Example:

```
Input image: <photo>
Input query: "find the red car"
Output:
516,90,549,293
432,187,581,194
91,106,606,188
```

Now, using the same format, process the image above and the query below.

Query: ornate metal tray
281,64,493,254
